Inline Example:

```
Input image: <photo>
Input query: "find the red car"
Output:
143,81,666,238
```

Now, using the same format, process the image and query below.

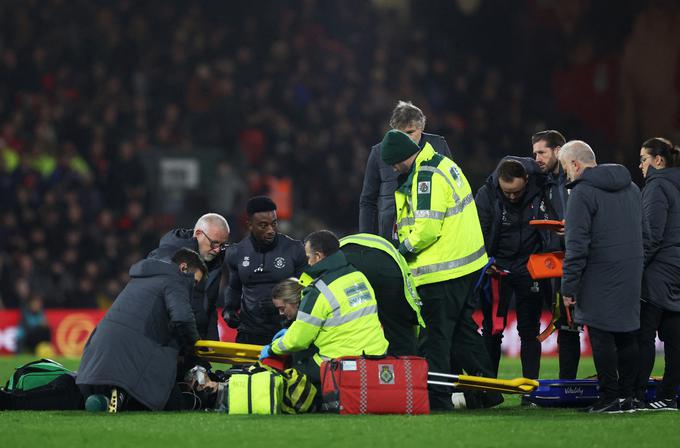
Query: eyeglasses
199,230,229,251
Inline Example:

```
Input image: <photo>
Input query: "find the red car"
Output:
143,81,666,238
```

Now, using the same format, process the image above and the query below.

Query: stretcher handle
428,372,539,391
427,380,535,394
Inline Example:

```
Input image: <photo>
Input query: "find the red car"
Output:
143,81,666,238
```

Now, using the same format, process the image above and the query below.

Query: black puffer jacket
561,164,643,332
147,229,224,340
641,166,680,311
475,156,556,272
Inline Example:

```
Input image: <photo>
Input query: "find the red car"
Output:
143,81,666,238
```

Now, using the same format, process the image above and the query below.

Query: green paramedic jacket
339,233,426,328
270,251,389,364
395,142,488,286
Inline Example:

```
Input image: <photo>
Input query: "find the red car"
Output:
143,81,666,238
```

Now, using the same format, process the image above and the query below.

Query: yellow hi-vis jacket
339,233,425,328
395,142,488,286
271,251,389,365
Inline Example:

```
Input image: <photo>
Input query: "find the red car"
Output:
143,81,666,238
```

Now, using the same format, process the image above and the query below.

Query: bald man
147,213,230,340
559,141,643,413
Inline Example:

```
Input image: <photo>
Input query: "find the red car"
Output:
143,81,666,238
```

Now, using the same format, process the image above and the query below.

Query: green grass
1,355,678,448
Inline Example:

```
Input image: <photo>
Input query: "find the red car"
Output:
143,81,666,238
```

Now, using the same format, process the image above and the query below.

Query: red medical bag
320,356,429,415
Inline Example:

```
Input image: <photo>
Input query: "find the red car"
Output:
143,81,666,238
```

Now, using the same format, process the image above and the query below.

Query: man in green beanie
360,101,451,246
381,129,500,411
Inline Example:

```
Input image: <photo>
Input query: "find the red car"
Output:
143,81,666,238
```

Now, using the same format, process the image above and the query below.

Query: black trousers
419,271,495,410
588,326,639,402
634,300,680,400
481,272,543,379
553,277,581,379
343,245,419,356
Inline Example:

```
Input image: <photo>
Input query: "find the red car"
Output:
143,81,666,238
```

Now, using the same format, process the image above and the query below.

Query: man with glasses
359,100,452,246
222,197,307,345
147,213,230,340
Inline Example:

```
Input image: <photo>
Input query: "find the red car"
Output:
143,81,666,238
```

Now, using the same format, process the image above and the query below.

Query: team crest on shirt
418,181,431,194
274,257,286,269
242,256,250,267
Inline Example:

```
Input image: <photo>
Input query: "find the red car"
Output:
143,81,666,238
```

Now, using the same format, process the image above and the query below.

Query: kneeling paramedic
260,230,389,387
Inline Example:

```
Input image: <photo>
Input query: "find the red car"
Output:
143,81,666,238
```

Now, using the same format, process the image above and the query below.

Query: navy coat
641,167,680,312
475,156,556,272
561,164,643,332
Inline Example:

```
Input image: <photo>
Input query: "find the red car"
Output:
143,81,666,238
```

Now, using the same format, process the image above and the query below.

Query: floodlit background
0,0,678,356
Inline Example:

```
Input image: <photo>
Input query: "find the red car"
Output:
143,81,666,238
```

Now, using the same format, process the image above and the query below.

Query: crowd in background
0,0,677,311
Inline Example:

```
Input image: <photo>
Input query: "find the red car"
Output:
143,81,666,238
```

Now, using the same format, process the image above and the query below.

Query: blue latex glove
272,328,287,341
259,344,272,360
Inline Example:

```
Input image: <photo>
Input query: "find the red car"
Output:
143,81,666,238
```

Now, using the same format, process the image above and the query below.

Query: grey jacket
77,258,199,410
561,164,643,332
641,166,680,311
359,133,451,245
147,229,224,340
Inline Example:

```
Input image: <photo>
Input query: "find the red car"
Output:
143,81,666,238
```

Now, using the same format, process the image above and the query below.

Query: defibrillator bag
1,358,82,410
224,366,283,415
320,355,429,415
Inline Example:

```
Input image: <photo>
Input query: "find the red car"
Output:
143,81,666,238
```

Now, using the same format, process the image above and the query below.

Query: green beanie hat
380,130,420,165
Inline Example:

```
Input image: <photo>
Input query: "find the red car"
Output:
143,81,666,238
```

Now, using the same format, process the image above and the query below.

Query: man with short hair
475,157,554,380
264,230,388,386
360,100,452,246
532,129,581,379
380,129,495,410
77,248,207,412
560,140,643,413
147,213,230,340
222,196,307,345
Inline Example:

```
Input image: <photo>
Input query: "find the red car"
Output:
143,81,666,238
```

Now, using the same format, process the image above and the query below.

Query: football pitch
1,355,678,448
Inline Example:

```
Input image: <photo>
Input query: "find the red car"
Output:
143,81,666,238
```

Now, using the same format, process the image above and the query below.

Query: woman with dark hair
635,137,680,411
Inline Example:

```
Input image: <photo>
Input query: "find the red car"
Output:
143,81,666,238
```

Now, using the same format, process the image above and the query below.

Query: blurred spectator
16,295,51,353
0,0,669,310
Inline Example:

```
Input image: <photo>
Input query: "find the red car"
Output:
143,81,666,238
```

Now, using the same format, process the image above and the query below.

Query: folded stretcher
524,379,680,407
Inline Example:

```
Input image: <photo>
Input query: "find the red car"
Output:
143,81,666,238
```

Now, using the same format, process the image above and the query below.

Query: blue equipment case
525,379,680,407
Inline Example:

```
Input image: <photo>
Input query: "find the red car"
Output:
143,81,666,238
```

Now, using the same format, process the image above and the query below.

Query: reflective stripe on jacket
395,143,488,286
339,233,425,327
271,251,389,364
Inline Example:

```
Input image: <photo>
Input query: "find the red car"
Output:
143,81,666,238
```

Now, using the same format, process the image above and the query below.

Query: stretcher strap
490,275,506,336
565,304,573,327
537,291,561,343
